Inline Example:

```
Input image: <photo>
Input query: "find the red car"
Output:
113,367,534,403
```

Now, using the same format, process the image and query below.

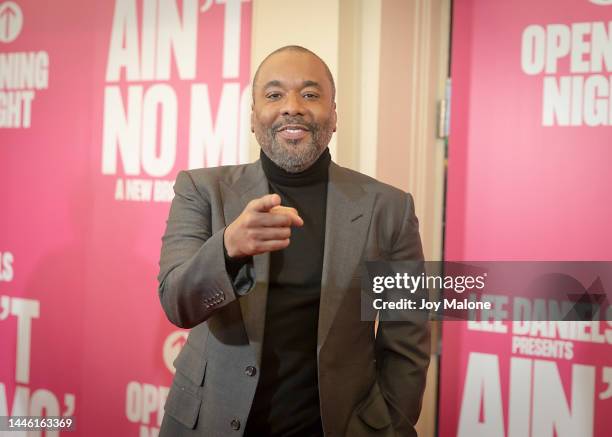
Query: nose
280,91,305,116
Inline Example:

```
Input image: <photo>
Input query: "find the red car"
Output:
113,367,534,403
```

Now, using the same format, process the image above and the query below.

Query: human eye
302,92,319,99
265,91,282,100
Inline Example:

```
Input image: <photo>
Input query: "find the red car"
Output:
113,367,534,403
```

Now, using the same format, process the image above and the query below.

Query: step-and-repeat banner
0,0,251,435
441,1,612,437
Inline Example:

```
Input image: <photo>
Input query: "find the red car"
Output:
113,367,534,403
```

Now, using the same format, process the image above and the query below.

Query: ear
332,102,337,132
250,103,255,133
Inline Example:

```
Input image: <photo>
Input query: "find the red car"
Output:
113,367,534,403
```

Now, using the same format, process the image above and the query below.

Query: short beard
256,116,334,173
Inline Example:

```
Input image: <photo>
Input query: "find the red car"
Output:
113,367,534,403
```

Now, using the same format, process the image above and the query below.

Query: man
157,46,430,437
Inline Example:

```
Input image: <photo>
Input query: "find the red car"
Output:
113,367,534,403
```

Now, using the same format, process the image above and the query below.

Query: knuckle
247,241,257,253
243,214,254,227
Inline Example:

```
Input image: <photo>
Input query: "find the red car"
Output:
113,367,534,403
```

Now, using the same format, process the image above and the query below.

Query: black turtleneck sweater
244,149,330,437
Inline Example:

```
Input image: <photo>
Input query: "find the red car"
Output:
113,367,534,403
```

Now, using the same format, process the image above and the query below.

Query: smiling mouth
276,124,309,132
275,124,310,141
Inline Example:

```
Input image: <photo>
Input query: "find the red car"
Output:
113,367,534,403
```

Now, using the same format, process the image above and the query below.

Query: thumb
248,193,281,212
270,205,304,227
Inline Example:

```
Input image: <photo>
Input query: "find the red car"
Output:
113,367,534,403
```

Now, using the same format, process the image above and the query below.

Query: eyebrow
262,80,322,90
302,80,321,89
263,80,282,89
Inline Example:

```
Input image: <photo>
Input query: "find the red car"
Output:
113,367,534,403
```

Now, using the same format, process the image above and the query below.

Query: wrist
223,226,240,259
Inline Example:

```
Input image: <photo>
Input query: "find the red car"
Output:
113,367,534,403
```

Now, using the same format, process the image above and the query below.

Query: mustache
271,117,316,132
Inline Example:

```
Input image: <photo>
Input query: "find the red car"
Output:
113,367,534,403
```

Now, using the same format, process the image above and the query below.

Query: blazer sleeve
157,170,255,329
375,192,431,435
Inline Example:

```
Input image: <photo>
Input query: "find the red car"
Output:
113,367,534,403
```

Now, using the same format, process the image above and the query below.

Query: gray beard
256,118,334,173
261,139,325,173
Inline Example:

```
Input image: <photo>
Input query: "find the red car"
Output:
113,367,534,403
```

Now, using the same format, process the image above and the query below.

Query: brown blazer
157,160,430,437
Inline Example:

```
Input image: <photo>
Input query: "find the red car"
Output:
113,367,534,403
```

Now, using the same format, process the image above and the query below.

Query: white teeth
286,129,302,133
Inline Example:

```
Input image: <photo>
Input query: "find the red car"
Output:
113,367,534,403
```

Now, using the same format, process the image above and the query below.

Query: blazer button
245,366,256,377
230,418,241,430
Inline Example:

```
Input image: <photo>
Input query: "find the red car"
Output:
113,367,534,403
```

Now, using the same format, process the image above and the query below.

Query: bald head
252,45,336,102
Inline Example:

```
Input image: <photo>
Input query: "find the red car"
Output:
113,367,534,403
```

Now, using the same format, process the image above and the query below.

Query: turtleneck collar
260,148,331,187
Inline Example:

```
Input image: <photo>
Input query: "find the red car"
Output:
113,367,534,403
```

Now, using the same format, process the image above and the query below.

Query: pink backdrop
0,1,251,435
441,0,612,436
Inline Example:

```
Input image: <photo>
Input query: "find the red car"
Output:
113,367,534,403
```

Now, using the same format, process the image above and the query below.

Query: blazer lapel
220,161,270,367
318,162,376,350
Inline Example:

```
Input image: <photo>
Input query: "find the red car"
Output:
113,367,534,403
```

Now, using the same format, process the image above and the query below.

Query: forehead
254,51,331,91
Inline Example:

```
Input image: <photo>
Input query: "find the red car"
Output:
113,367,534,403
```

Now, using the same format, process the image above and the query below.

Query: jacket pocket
165,377,203,429
357,382,393,430
165,341,207,429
